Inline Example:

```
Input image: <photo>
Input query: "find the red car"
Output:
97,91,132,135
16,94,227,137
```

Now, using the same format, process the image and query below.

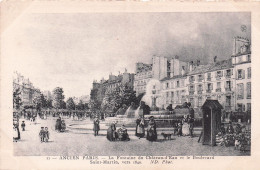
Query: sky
3,12,251,98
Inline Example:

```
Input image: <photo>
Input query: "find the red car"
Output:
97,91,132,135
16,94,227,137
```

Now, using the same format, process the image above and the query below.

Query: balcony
198,78,204,82
216,76,221,80
237,95,244,100
189,79,195,83
225,74,231,78
189,90,195,95
206,89,212,93
197,90,203,94
216,88,221,92
225,87,231,92
247,95,251,99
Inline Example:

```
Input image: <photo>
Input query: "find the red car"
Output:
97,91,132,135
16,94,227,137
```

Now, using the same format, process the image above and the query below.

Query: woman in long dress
146,116,157,141
93,117,100,136
182,115,189,136
136,117,145,138
118,125,130,141
107,122,117,141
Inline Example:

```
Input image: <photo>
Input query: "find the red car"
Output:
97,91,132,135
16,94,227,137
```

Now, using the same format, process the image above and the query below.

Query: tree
76,100,85,110
13,88,22,110
33,93,47,111
66,97,75,110
46,99,53,109
120,85,138,106
101,84,137,113
52,87,65,110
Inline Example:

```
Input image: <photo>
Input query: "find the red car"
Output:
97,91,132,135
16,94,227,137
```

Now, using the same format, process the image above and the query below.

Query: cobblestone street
14,117,250,156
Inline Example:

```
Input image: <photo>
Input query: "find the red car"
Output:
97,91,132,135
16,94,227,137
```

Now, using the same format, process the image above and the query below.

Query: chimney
181,66,185,75
189,61,194,72
214,56,217,63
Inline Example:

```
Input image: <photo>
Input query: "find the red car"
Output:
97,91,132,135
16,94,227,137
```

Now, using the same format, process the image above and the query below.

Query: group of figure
39,127,50,142
135,116,157,141
55,117,66,132
106,122,130,141
216,121,250,152
175,113,195,137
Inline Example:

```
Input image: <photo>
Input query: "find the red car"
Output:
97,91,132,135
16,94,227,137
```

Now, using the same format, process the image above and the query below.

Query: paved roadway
13,117,250,156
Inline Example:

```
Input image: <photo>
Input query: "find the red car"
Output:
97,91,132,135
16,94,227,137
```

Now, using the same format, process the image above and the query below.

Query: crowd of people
216,121,251,152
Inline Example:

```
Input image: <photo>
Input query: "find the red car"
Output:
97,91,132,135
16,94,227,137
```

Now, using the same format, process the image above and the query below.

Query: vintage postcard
1,1,260,170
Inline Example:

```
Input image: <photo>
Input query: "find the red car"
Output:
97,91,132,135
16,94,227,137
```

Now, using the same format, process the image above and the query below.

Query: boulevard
14,116,250,156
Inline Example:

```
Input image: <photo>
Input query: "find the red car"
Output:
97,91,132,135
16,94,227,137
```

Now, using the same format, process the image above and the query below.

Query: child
21,121,26,131
39,127,45,142
177,123,182,137
44,127,49,142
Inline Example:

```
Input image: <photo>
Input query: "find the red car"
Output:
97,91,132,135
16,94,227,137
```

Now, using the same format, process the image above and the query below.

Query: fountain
105,79,162,127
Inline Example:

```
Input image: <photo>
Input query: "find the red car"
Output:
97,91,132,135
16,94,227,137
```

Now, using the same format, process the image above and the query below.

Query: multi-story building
143,36,251,113
232,37,251,112
134,63,153,96
13,71,41,107
134,56,188,96
90,70,135,106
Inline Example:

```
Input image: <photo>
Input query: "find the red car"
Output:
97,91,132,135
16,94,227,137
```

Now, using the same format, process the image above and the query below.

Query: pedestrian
93,116,100,136
136,116,145,139
44,127,49,142
226,121,234,134
39,127,45,142
55,117,62,131
107,122,118,141
177,122,182,137
188,114,194,138
60,120,66,132
182,115,189,136
21,121,26,131
146,116,157,141
220,123,226,135
118,124,130,141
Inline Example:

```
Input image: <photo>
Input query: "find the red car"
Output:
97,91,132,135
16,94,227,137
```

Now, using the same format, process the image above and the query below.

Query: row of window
188,81,233,92
237,82,251,100
164,79,185,89
134,79,149,86
163,82,251,103
136,71,153,79
237,67,251,79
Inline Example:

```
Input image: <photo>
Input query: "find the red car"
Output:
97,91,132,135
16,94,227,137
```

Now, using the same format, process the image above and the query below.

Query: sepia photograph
7,11,252,157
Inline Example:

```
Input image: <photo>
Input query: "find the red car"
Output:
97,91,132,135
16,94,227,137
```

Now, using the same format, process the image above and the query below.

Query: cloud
4,12,251,97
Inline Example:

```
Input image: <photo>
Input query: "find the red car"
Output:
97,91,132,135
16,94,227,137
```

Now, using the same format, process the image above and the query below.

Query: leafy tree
76,100,85,110
52,87,65,109
66,97,75,110
13,88,22,110
101,84,137,113
46,99,53,109
33,93,47,111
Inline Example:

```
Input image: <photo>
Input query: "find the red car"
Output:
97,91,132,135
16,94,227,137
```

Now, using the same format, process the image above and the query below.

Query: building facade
134,56,188,96
134,63,153,96
232,37,251,112
13,71,41,107
138,37,251,113
90,70,135,106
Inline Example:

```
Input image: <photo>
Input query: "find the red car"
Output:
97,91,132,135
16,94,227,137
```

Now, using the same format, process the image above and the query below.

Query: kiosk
201,100,223,146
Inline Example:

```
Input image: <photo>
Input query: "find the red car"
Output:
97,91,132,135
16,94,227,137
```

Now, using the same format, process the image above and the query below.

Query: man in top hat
21,121,26,131
93,116,100,136
39,127,45,142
